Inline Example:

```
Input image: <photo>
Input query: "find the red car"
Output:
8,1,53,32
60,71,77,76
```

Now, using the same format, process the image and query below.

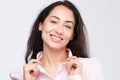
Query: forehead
47,5,75,22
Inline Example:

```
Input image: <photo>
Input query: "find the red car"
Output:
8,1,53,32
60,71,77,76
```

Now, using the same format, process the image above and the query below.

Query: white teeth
52,36,61,41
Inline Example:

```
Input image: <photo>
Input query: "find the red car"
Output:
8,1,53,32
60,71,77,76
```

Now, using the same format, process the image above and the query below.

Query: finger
67,59,75,74
67,57,81,74
66,62,71,74
24,59,41,73
30,64,40,76
67,56,77,61
68,59,77,68
24,63,40,77
28,59,41,65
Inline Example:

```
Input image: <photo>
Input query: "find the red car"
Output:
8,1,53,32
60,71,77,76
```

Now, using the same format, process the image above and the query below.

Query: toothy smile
50,34,63,42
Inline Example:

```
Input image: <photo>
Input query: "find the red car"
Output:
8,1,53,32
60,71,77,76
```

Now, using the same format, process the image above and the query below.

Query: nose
55,24,64,35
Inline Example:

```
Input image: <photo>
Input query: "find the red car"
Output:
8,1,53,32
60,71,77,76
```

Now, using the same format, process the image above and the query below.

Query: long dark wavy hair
25,0,90,63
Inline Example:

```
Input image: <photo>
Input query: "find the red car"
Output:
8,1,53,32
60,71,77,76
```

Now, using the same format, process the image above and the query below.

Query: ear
38,23,43,31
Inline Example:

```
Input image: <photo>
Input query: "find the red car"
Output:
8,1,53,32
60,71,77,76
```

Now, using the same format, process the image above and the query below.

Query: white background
0,0,120,80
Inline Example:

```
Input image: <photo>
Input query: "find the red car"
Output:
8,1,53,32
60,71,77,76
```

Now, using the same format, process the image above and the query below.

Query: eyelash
51,20,57,24
50,20,72,29
65,25,72,29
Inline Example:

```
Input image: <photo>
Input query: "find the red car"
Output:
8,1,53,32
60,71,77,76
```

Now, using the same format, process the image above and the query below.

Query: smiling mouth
50,34,63,42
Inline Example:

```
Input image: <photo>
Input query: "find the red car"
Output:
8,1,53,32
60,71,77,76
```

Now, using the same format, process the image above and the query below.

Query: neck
41,47,68,67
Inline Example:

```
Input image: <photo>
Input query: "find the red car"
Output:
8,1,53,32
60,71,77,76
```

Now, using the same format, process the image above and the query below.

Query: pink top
10,49,103,80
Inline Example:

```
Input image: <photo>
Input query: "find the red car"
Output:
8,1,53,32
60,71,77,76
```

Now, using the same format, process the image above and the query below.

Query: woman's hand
67,56,82,76
23,59,41,80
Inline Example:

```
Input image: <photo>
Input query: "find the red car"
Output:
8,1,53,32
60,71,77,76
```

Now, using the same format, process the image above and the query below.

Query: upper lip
50,34,63,40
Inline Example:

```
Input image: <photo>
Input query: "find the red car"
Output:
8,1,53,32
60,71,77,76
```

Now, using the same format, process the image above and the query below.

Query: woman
10,0,103,80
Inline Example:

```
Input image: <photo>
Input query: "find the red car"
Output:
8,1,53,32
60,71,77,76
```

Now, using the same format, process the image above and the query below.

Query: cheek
65,32,74,41
43,23,55,32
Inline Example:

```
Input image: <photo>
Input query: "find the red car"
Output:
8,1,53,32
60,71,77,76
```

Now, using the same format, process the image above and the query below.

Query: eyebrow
50,16,60,20
50,16,74,25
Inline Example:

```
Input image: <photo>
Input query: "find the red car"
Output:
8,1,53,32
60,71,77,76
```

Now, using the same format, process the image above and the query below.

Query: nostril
55,27,64,35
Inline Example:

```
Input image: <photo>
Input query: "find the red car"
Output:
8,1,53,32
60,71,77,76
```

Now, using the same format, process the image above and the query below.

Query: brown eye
51,20,57,24
65,25,72,29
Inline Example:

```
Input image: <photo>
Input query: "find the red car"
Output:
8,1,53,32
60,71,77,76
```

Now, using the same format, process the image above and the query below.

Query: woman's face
39,5,75,50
